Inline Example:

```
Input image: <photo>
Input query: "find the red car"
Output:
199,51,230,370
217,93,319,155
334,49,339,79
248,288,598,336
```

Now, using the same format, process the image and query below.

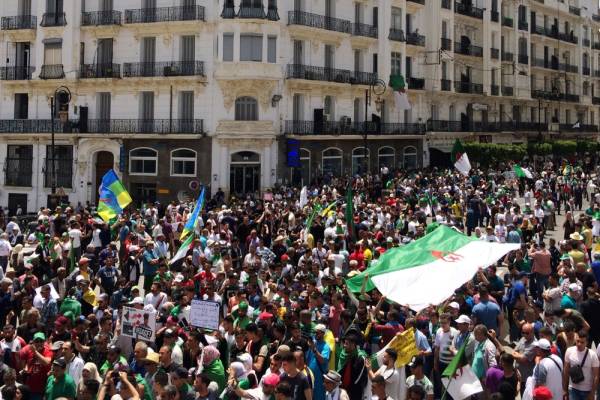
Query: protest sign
190,300,220,330
121,306,156,342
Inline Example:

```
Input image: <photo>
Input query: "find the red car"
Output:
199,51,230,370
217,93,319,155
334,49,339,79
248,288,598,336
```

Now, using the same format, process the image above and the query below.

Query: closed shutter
46,0,56,13
293,94,303,120
181,36,195,62
141,92,154,120
267,36,276,63
97,93,111,120
223,33,234,61
142,37,156,63
143,0,157,9
294,0,303,12
293,40,303,64
100,0,113,11
19,0,32,16
182,0,196,6
44,43,62,65
179,91,194,120
98,39,113,64
241,35,262,61
325,45,334,69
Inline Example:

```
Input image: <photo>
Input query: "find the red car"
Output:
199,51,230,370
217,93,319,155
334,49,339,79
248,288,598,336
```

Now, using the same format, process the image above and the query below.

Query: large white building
0,0,599,212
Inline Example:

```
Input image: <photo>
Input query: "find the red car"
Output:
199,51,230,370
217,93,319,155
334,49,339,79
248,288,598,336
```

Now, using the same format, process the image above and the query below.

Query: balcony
1,15,37,30
583,67,590,76
593,97,600,105
532,57,558,70
502,17,513,27
124,6,205,24
455,3,484,19
81,10,122,26
502,86,514,96
426,120,500,132
454,81,483,94
559,124,597,132
351,71,378,85
491,11,499,22
441,38,452,50
79,64,121,79
0,66,34,80
491,85,499,95
40,12,66,27
406,32,426,46
518,20,528,30
531,90,579,103
408,77,425,89
518,54,529,64
454,42,483,57
39,64,65,79
353,23,377,38
237,6,266,18
442,0,452,9
441,79,452,90
491,48,499,59
558,32,578,45
284,120,425,135
286,64,351,84
501,51,514,62
559,63,578,73
287,11,351,34
583,39,591,47
389,29,405,42
569,6,581,16
0,119,204,134
123,61,204,78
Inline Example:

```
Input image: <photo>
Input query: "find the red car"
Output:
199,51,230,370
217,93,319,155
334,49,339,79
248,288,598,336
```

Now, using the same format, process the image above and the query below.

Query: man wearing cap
307,324,331,400
234,301,251,329
45,356,77,399
18,331,52,400
233,372,280,400
561,284,580,310
323,371,350,400
531,338,563,400
406,356,433,400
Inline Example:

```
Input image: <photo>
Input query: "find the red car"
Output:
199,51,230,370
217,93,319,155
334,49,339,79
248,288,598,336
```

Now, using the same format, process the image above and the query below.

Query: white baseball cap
455,315,471,324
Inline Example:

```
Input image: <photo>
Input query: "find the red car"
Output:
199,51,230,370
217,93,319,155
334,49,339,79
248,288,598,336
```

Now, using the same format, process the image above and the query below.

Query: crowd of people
0,162,598,400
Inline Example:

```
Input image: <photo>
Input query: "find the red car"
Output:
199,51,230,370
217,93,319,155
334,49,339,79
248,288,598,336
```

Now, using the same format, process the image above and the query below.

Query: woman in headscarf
200,345,226,392
77,362,102,397
237,352,258,388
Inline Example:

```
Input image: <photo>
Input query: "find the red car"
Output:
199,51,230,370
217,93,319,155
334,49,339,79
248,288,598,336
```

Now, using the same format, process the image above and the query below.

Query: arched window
378,146,395,171
403,146,418,170
170,148,197,176
235,96,258,121
322,147,342,177
351,147,370,175
129,147,158,175
300,148,311,185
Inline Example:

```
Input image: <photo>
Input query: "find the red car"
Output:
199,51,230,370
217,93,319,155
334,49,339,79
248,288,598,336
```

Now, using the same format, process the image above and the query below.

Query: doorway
95,151,114,201
230,151,260,196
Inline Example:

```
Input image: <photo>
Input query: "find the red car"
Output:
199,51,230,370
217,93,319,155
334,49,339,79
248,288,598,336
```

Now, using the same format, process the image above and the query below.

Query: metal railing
532,57,558,70
531,90,579,103
0,119,204,134
406,32,426,46
454,81,484,94
237,6,266,18
0,119,64,133
518,20,528,30
491,48,499,59
491,11,499,22
0,66,34,80
81,10,122,26
1,15,37,30
593,14,600,22
594,43,600,50
559,124,597,132
408,77,425,89
501,51,514,62
389,29,405,42
441,79,452,91
501,86,514,96
594,70,600,77
583,67,590,76
441,38,452,50
40,12,66,27
353,23,377,38
287,11,351,34
125,6,205,23
559,63,578,73
502,17,513,27
39,64,65,79
454,42,483,57
491,85,499,95
284,120,426,135
79,64,121,79
455,3,484,19
518,54,529,64
123,61,204,78
286,64,351,83
351,71,377,85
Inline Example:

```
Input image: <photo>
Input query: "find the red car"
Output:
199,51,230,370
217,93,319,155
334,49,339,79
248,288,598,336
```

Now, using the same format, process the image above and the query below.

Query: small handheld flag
180,187,206,241
451,139,471,176
97,170,132,222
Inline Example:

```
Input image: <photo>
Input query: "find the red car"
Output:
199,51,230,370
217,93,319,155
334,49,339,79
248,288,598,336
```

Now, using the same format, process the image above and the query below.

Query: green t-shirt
136,374,155,400
45,374,76,400
515,258,531,273
60,297,82,319
100,355,129,376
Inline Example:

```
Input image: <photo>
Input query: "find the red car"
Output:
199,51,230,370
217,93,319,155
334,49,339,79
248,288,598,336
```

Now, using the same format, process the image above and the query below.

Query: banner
190,300,220,331
386,328,419,367
121,306,156,342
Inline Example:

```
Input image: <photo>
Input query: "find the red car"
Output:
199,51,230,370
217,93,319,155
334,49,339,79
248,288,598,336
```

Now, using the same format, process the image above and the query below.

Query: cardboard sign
190,300,220,331
121,306,156,342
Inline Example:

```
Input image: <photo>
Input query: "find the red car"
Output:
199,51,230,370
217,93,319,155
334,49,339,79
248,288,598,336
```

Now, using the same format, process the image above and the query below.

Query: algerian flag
573,121,581,129
451,139,471,176
299,186,308,209
169,234,194,265
390,74,411,110
345,226,519,311
513,164,533,179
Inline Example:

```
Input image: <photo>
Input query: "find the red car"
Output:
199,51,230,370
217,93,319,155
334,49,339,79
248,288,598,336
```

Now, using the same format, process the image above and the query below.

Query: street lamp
50,86,71,198
363,78,387,172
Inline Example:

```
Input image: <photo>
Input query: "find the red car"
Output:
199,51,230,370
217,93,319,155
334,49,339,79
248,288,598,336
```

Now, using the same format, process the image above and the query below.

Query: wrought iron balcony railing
284,120,426,135
286,64,352,83
491,48,499,59
583,67,590,76
123,61,204,78
518,20,528,30
351,71,378,85
491,11,499,22
442,0,452,9
455,3,484,19
491,85,499,95
79,64,121,79
353,23,377,38
125,6,205,23
389,29,405,42
593,97,600,105
0,119,204,134
441,79,452,91
502,17,513,27
406,32,426,46
1,15,37,30
518,54,529,64
454,42,483,57
559,63,578,73
502,86,514,96
583,39,590,47
569,6,581,16
39,64,65,79
40,12,66,27
237,6,266,18
441,38,452,50
0,66,34,80
501,51,514,62
593,14,600,22
454,81,484,94
81,10,122,26
287,11,351,34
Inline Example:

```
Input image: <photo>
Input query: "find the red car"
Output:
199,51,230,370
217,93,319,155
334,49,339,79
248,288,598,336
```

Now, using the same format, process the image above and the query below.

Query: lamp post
363,79,387,173
49,86,71,198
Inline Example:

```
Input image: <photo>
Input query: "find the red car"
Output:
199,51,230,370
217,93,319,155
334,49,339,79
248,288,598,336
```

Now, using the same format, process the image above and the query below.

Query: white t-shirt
68,228,82,248
435,327,458,364
565,346,600,391
533,354,563,400
376,366,401,400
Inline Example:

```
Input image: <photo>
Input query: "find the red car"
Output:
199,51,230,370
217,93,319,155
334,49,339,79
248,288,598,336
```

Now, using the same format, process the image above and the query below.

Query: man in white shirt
0,233,12,271
366,348,401,400
68,222,83,260
62,340,85,385
563,330,599,400
533,338,563,400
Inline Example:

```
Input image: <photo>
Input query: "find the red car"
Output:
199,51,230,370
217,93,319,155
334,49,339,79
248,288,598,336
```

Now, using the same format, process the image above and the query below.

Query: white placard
441,365,484,400
121,306,156,342
190,300,220,331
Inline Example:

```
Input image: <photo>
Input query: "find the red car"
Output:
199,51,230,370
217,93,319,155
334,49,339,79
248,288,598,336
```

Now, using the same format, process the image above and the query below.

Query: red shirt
349,251,365,269
19,344,52,393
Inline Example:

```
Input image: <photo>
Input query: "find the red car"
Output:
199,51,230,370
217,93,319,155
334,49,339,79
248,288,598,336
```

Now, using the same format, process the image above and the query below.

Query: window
583,81,589,96
235,96,258,120
179,91,194,131
293,40,303,64
300,148,311,185
403,146,417,170
171,149,197,176
324,96,335,120
181,36,195,63
293,94,304,120
391,52,402,75
140,92,154,132
378,147,395,171
44,42,62,65
129,147,158,176
5,145,33,187
267,36,277,63
353,98,363,123
14,94,28,119
223,33,234,61
240,34,262,62
352,147,370,175
322,147,342,177
391,7,402,30
45,145,73,188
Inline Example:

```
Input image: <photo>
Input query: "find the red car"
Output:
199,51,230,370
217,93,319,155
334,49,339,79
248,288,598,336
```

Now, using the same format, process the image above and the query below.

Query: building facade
0,0,599,213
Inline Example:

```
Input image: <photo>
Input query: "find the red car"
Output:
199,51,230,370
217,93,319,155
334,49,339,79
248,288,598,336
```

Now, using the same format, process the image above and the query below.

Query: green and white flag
169,234,194,265
513,164,533,179
451,139,471,176
345,226,519,311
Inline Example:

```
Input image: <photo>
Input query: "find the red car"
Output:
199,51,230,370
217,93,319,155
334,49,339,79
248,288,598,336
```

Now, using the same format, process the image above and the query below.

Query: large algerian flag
513,164,533,179
451,139,471,176
390,74,411,110
345,226,519,311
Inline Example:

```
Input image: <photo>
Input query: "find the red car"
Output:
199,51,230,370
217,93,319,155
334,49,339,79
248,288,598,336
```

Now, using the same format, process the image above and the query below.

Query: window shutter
179,91,194,120
223,33,234,61
267,36,276,63
181,36,195,62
